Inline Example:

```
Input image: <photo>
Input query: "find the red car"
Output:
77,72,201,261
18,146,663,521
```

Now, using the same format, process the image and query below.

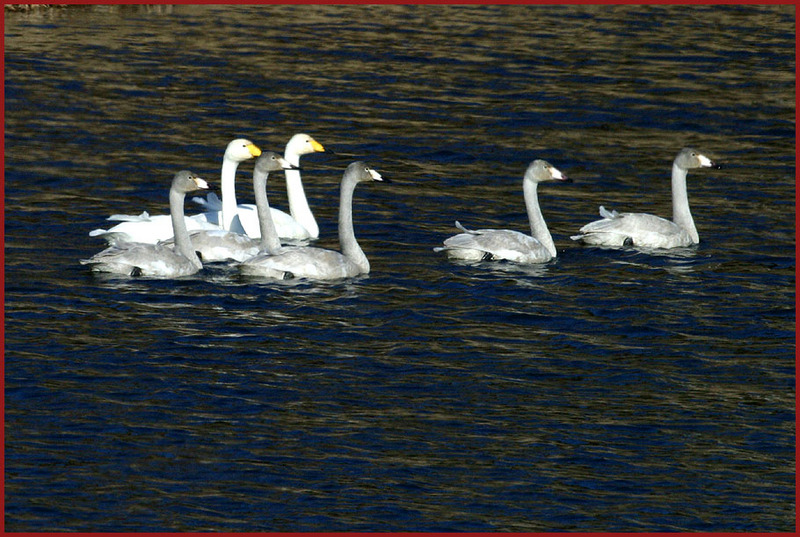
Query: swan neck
338,176,369,272
170,188,202,269
284,151,319,237
524,179,556,257
671,162,698,243
220,157,240,231
253,170,282,253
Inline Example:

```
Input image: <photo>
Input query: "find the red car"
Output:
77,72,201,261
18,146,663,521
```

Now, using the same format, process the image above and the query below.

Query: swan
171,152,295,263
571,147,719,249
239,161,386,280
81,171,209,277
435,159,571,264
192,133,325,240
89,138,261,244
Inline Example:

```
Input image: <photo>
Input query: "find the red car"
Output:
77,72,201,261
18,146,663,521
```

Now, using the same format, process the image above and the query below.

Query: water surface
4,4,795,532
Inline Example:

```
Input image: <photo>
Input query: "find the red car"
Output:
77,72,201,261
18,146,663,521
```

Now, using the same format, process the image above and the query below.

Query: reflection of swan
193,133,325,240
89,139,260,244
239,162,386,280
174,152,294,263
435,159,570,264
81,171,208,277
571,147,719,249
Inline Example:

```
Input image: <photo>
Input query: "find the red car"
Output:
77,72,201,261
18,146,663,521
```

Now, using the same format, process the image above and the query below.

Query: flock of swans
81,134,719,280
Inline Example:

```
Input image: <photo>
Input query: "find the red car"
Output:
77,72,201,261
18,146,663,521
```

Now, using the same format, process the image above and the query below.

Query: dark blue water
4,4,795,532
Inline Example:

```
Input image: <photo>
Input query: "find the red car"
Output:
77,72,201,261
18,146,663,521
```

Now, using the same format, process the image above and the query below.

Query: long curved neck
170,189,202,269
284,148,319,237
220,156,241,231
253,170,282,253
671,162,698,243
523,179,556,258
338,177,369,273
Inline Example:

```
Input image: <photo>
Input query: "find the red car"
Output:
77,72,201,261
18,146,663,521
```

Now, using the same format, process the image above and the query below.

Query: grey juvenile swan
81,171,209,277
239,161,386,280
571,147,719,249
435,159,570,264
167,152,296,263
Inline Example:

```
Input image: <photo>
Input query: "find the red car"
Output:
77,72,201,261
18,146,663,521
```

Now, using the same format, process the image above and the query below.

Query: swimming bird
89,138,260,244
173,152,296,263
239,161,386,280
435,159,571,264
81,171,209,277
571,147,719,249
192,133,325,240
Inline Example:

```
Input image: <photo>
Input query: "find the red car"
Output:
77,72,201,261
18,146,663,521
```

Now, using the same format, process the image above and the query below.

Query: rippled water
4,4,795,532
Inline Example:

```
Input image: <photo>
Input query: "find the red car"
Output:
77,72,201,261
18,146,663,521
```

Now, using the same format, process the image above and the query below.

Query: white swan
239,161,386,280
173,152,295,263
81,171,209,277
89,138,261,244
571,147,719,249
435,159,570,264
192,133,325,240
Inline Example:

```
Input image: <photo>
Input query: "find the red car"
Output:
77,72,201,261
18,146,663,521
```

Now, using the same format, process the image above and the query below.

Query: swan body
239,162,385,281
174,152,295,263
571,147,718,249
81,171,208,277
192,133,325,240
435,159,570,264
89,138,260,244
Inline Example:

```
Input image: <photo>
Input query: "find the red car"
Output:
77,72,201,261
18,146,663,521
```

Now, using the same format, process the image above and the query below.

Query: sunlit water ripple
4,4,795,532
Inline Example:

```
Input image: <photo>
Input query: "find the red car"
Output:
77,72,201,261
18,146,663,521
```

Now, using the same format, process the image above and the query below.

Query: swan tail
598,206,620,219
454,221,480,235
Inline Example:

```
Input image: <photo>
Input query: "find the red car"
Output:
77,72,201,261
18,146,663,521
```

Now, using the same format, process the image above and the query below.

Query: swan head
254,151,297,175
525,159,571,184
173,170,209,193
225,138,262,162
286,133,325,157
345,161,387,184
676,147,719,170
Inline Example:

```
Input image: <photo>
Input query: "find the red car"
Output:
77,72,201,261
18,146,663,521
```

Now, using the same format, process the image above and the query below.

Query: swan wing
162,229,259,263
90,214,220,245
240,246,359,280
191,192,223,211
189,204,311,241
269,207,313,241
573,210,691,248
441,228,552,263
81,242,198,277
